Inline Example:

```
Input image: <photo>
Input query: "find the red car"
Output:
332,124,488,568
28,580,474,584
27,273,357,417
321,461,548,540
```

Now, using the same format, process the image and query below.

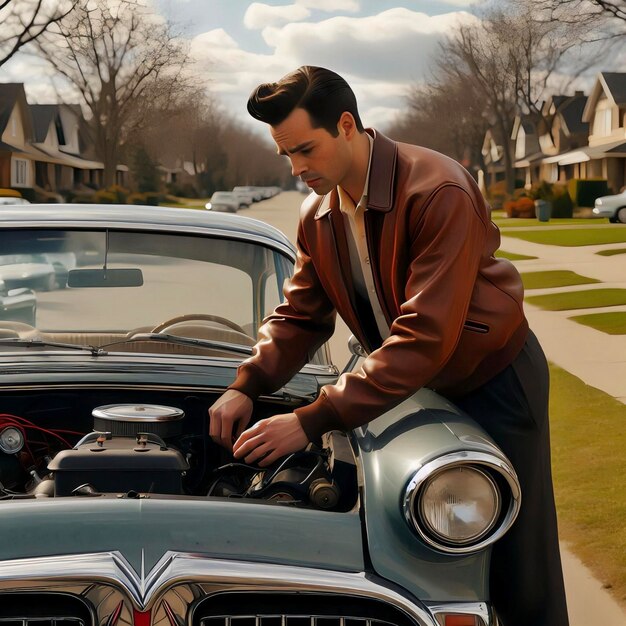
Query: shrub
504,196,535,218
166,182,198,198
142,192,162,206
105,184,129,203
552,192,574,218
127,192,147,205
568,179,610,208
93,190,117,204
71,193,97,204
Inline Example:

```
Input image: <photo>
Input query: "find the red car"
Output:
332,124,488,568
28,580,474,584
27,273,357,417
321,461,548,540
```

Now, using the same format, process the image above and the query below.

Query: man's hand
233,413,309,467
208,389,253,451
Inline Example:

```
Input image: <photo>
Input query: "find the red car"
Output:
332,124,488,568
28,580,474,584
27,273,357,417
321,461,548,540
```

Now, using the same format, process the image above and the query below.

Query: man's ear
338,112,356,140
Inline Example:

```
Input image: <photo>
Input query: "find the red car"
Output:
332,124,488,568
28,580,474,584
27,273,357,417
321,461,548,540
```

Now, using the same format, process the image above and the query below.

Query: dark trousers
454,330,569,626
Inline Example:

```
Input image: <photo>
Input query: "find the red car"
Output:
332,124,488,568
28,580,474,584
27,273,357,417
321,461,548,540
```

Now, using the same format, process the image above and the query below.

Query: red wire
0,414,77,449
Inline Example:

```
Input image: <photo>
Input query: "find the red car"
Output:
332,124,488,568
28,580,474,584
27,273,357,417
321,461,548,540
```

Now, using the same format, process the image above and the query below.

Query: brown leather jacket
230,130,528,441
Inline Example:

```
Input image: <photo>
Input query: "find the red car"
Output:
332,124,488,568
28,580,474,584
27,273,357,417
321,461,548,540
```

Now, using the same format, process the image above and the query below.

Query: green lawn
596,248,626,257
526,288,626,310
494,218,608,228
521,270,600,290
495,250,538,261
569,311,626,335
502,227,626,246
549,364,626,605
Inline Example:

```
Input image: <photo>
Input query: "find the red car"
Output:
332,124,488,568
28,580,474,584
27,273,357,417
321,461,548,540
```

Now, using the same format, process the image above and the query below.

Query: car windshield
0,228,329,364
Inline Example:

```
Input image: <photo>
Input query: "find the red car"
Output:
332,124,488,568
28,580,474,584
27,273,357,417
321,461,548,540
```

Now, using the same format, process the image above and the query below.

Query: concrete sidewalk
498,231,626,404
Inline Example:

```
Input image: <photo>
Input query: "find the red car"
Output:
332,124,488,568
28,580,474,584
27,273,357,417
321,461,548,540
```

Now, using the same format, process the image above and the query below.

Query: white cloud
297,0,360,11
437,0,483,6
244,3,311,30
260,8,475,82
189,7,476,130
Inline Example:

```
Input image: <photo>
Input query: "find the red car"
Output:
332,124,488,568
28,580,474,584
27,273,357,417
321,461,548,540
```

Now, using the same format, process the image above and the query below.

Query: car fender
355,386,517,603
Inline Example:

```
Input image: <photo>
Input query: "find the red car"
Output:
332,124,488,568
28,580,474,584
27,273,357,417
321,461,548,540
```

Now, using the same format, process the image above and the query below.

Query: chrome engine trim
403,451,522,554
0,550,442,625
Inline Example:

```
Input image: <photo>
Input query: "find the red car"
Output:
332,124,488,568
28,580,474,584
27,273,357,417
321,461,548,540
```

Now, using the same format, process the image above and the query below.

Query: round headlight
0,426,25,454
418,466,500,545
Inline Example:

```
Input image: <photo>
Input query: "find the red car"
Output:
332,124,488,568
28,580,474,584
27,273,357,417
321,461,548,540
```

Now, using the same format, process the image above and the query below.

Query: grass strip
596,248,626,257
520,270,600,290
503,227,626,246
569,311,626,334
526,288,626,310
549,364,626,606
494,218,608,228
495,250,538,261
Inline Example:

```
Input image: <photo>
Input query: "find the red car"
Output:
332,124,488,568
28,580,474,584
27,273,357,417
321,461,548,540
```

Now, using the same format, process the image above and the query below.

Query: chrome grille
0,593,92,626
193,592,418,626
201,618,394,626
0,621,84,626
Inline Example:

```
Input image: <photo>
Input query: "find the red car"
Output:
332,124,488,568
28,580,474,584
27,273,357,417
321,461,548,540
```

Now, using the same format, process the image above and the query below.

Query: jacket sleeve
294,184,488,440
228,219,337,400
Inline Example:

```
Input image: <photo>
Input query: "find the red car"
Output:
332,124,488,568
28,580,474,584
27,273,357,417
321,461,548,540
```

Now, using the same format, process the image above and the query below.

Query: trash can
534,199,552,222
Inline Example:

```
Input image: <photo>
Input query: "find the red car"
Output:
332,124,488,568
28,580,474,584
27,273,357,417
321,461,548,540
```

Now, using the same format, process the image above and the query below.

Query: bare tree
36,0,189,187
433,3,586,193
536,0,625,28
387,77,489,175
0,0,77,67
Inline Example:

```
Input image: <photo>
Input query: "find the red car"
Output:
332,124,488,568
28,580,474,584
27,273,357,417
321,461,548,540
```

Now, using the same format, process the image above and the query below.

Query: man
209,66,569,626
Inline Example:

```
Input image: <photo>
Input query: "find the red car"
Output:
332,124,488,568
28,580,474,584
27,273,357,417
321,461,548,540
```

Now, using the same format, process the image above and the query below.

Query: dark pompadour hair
247,66,364,137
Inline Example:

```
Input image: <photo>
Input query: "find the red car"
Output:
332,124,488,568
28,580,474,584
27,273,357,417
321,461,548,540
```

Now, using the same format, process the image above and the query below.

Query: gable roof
583,72,626,122
602,72,626,106
558,94,589,136
30,104,60,143
0,83,27,136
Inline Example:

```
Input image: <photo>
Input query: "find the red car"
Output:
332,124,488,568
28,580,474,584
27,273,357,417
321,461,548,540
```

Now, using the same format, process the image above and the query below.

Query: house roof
558,94,589,136
602,72,626,106
30,104,60,143
583,72,626,121
0,83,26,136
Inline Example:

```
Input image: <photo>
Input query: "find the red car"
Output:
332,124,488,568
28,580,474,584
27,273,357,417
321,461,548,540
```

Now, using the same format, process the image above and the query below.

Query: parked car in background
231,189,255,208
0,278,36,325
0,254,57,291
0,204,520,625
205,191,241,213
0,189,30,206
593,188,626,223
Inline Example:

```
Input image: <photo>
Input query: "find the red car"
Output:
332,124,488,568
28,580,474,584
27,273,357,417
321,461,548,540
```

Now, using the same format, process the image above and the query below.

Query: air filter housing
92,404,184,439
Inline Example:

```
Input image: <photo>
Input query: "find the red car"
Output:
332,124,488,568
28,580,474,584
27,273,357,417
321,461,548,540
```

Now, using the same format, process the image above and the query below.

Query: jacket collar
314,128,398,220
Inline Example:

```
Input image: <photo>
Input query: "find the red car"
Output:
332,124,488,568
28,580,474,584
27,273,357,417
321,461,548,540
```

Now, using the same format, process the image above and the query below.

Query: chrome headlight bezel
403,451,521,554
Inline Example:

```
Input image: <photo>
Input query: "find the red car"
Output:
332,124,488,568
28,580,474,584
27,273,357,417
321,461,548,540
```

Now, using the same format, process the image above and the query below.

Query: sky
0,0,621,133
0,0,482,130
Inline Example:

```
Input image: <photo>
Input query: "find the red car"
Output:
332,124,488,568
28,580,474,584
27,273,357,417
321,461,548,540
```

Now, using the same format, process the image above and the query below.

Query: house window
593,108,612,136
12,158,29,187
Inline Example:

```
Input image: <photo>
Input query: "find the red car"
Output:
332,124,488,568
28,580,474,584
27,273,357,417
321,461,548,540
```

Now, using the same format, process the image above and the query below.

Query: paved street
245,190,626,626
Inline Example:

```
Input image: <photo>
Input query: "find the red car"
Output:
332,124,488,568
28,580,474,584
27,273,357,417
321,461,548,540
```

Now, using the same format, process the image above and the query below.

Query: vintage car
0,205,520,626
0,278,36,326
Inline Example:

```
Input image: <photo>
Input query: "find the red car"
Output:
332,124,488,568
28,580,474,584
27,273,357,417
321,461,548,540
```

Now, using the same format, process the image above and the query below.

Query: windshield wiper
0,338,105,356
99,332,254,356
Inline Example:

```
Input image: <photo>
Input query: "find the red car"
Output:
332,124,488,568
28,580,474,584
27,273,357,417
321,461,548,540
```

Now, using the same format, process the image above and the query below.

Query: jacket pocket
463,319,490,334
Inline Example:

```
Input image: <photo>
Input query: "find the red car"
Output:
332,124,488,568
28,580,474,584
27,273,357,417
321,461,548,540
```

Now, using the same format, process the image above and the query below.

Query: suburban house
483,73,626,197
0,82,127,197
538,92,589,184
512,114,543,189
481,126,507,188
579,72,626,191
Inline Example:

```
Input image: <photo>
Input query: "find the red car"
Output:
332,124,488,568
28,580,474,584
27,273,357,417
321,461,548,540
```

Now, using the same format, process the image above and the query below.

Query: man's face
270,107,354,195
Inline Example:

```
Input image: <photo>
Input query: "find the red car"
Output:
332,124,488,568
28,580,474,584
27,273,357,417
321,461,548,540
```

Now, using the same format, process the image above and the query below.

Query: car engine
0,393,357,512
